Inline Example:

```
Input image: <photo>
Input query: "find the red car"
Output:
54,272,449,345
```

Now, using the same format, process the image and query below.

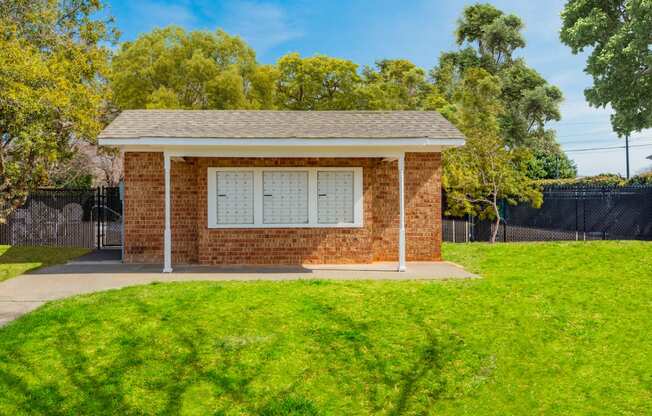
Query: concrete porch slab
0,261,477,326
28,261,477,280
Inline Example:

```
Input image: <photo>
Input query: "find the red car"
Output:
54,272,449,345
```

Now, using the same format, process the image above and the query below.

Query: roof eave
98,137,465,148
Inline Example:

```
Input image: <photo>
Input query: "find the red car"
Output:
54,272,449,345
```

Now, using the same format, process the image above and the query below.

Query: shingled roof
98,110,464,140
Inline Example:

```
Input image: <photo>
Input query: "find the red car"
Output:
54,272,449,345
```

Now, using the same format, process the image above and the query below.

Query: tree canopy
433,3,575,179
110,27,277,110
108,15,575,177
274,53,359,110
105,8,571,222
455,3,525,69
110,33,443,113
443,68,542,242
560,0,652,136
1,2,581,224
0,0,115,222
359,59,435,110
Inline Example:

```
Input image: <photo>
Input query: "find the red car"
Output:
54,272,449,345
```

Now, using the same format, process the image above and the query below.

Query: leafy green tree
274,53,360,110
537,173,626,186
110,27,277,110
455,3,525,69
112,29,442,112
526,147,578,180
560,0,652,136
442,68,542,242
0,0,115,222
498,61,564,148
358,60,434,109
433,3,575,179
628,172,652,185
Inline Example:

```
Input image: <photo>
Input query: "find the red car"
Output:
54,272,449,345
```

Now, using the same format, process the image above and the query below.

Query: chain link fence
444,185,652,243
0,187,122,249
1,185,649,248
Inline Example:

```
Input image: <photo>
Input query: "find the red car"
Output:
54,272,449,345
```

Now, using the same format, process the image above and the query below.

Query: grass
0,241,650,415
0,245,89,282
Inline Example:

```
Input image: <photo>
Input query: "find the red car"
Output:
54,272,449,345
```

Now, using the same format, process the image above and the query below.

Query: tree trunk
490,202,501,243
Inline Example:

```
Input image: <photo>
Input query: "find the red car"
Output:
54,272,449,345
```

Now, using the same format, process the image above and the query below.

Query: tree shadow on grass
0,291,492,415
0,297,285,415
302,297,490,414
0,328,138,415
390,330,451,416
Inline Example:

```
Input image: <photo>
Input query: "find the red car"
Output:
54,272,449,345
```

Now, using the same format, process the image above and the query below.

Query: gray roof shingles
98,110,464,140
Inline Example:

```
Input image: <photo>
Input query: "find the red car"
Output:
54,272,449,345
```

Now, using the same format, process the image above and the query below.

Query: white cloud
221,1,302,55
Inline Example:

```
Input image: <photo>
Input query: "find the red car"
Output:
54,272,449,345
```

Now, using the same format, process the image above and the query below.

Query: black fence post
96,187,101,250
584,198,587,241
575,197,579,241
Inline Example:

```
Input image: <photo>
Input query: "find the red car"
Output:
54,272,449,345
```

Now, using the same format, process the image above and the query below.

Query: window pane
317,171,354,224
216,171,254,224
263,171,309,224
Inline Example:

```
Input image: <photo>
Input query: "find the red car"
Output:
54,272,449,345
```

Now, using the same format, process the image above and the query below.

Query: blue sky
106,0,652,176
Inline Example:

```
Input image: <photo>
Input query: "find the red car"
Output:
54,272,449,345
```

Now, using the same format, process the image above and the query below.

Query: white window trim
207,167,363,228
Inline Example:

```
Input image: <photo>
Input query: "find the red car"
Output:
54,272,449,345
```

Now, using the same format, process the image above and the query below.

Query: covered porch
160,147,418,273
98,110,465,272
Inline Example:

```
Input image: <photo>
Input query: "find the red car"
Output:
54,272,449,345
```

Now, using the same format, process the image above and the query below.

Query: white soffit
98,137,465,147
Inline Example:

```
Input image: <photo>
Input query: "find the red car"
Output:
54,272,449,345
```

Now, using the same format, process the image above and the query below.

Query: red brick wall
405,153,442,261
123,152,164,263
371,153,442,261
171,159,198,263
122,152,442,265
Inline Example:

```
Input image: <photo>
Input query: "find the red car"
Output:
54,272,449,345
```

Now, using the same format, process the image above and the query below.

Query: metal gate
97,186,123,248
0,187,123,249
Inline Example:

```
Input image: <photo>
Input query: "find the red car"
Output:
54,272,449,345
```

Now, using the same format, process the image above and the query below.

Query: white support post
398,154,406,272
163,153,173,273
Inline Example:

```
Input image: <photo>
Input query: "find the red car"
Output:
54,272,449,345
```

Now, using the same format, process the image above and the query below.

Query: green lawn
0,245,89,282
0,242,650,415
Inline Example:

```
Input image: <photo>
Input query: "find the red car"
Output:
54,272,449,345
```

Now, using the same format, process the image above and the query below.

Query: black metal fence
0,187,122,249
1,185,650,248
101,187,123,247
444,185,652,242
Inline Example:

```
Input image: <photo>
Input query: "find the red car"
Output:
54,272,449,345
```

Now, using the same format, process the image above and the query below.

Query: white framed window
207,167,363,228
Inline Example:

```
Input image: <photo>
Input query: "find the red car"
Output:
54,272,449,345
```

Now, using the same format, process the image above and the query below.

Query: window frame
207,167,363,229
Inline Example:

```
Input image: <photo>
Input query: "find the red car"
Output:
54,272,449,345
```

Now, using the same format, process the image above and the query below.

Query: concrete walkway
0,261,477,326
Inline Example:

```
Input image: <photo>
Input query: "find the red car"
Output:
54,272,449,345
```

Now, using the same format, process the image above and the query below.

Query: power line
561,136,652,146
565,146,623,153
564,143,652,153
565,148,625,154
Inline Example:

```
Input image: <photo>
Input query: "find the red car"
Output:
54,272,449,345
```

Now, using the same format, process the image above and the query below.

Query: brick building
99,110,464,272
